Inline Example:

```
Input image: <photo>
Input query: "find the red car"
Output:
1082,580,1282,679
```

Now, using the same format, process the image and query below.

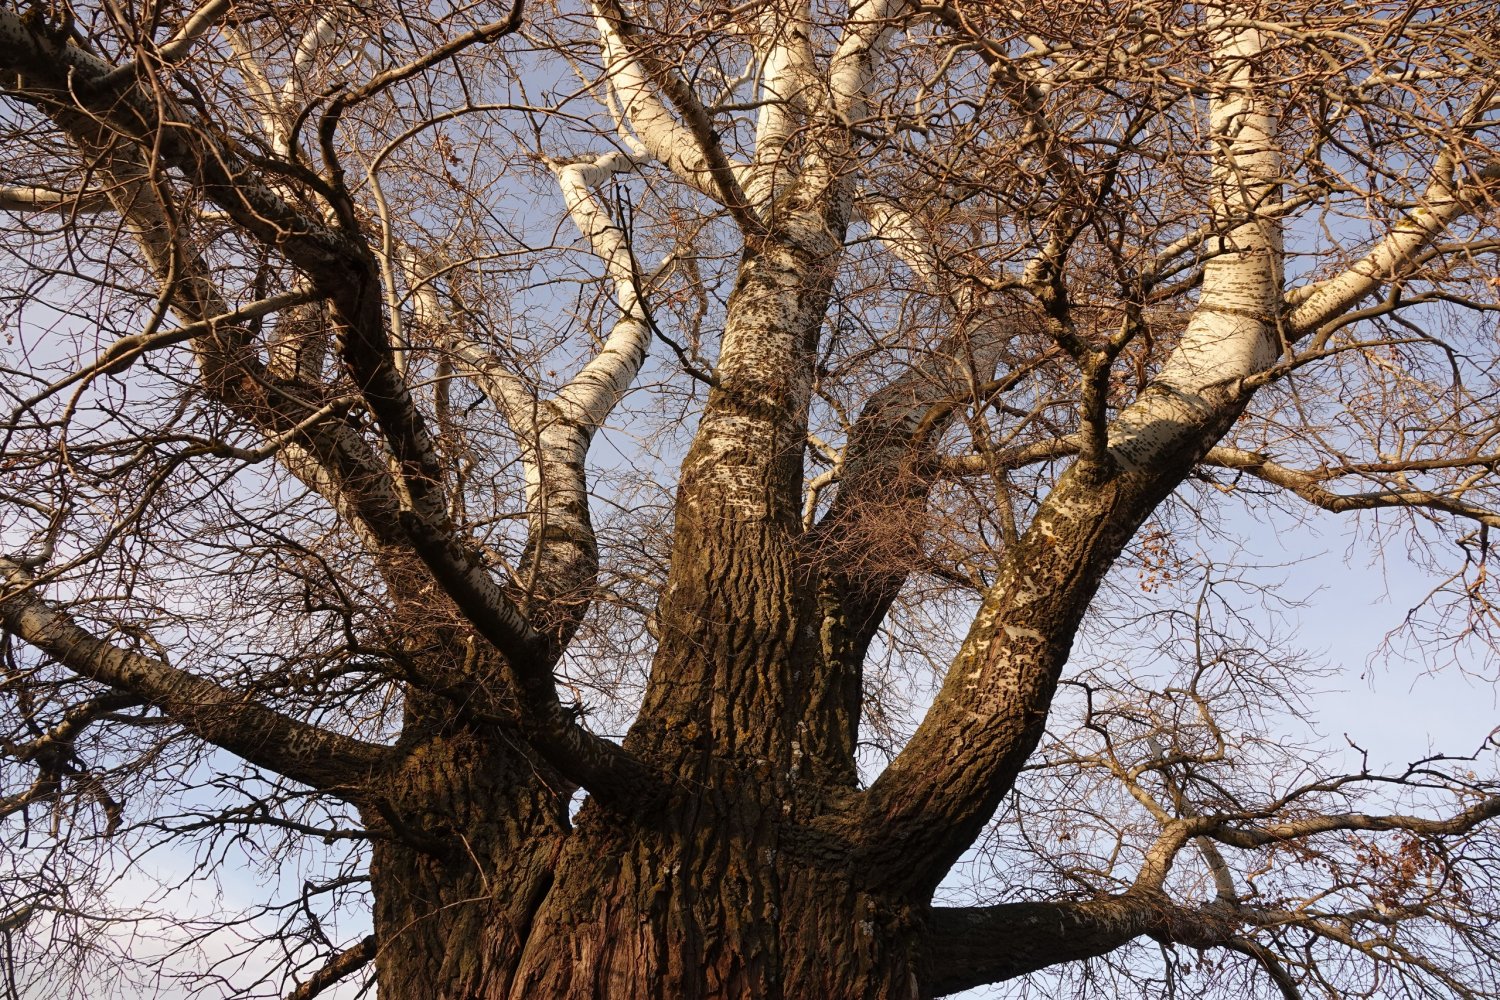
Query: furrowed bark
631,229,842,771
621,0,910,777
287,935,375,1000
362,712,572,1000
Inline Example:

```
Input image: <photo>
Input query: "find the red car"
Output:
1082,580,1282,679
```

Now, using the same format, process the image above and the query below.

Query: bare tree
3,0,1500,997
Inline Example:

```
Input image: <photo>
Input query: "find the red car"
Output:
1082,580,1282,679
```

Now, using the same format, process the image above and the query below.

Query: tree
2,0,1500,996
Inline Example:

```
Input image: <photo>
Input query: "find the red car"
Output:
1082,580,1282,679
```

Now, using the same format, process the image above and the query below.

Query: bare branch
0,560,391,794
286,936,376,1000
1204,446,1500,529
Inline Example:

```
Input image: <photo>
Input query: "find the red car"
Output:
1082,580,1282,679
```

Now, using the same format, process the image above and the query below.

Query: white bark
1108,4,1284,471
156,0,234,64
1286,156,1470,342
440,148,660,612
225,29,288,150
549,152,655,429
0,185,110,214
746,2,819,208
860,197,944,291
828,0,907,121
591,1,752,203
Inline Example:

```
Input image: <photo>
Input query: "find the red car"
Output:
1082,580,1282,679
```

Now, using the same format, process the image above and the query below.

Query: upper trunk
631,232,846,777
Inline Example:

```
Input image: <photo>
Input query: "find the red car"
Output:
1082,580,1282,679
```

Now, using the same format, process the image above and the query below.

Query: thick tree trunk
363,231,939,999
504,794,924,1000
365,722,929,1000
363,714,570,1000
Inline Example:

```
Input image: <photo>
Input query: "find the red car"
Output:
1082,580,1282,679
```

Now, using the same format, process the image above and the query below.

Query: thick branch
745,3,820,208
848,10,1288,892
926,892,1236,997
806,314,1009,772
0,184,111,214
591,0,761,232
0,560,390,794
1286,150,1493,343
287,936,376,1000
1106,8,1283,472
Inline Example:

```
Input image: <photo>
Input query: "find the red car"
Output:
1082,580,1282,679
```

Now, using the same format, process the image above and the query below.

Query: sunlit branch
828,0,907,120
1286,151,1492,344
591,0,762,233
859,196,944,290
0,184,111,214
433,146,658,638
745,2,818,208
1203,446,1500,529
286,935,376,1000
1203,795,1500,848
156,0,234,64
848,6,1292,895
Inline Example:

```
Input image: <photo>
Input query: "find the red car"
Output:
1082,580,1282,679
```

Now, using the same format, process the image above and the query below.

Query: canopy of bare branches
2,1,1500,998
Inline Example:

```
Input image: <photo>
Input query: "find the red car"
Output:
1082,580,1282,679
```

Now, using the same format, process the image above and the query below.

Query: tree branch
591,0,763,234
0,560,390,795
1286,141,1498,344
925,892,1237,997
848,11,1289,892
1206,794,1500,849
1203,446,1500,528
807,312,1010,773
286,935,376,1000
0,184,112,214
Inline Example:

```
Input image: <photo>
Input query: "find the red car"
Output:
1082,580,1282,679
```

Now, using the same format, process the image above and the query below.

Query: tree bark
362,710,571,1000
502,790,925,1000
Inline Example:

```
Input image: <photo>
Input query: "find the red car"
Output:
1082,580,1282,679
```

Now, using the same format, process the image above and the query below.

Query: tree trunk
363,718,570,1000
502,791,924,1000
364,228,938,998
365,723,929,1000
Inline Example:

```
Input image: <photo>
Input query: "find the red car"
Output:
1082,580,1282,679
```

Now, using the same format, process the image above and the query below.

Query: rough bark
364,718,569,1000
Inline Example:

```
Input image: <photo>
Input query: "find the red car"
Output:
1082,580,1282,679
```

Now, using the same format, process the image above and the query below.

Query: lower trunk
503,791,924,1000
363,725,570,1000
367,752,926,1000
